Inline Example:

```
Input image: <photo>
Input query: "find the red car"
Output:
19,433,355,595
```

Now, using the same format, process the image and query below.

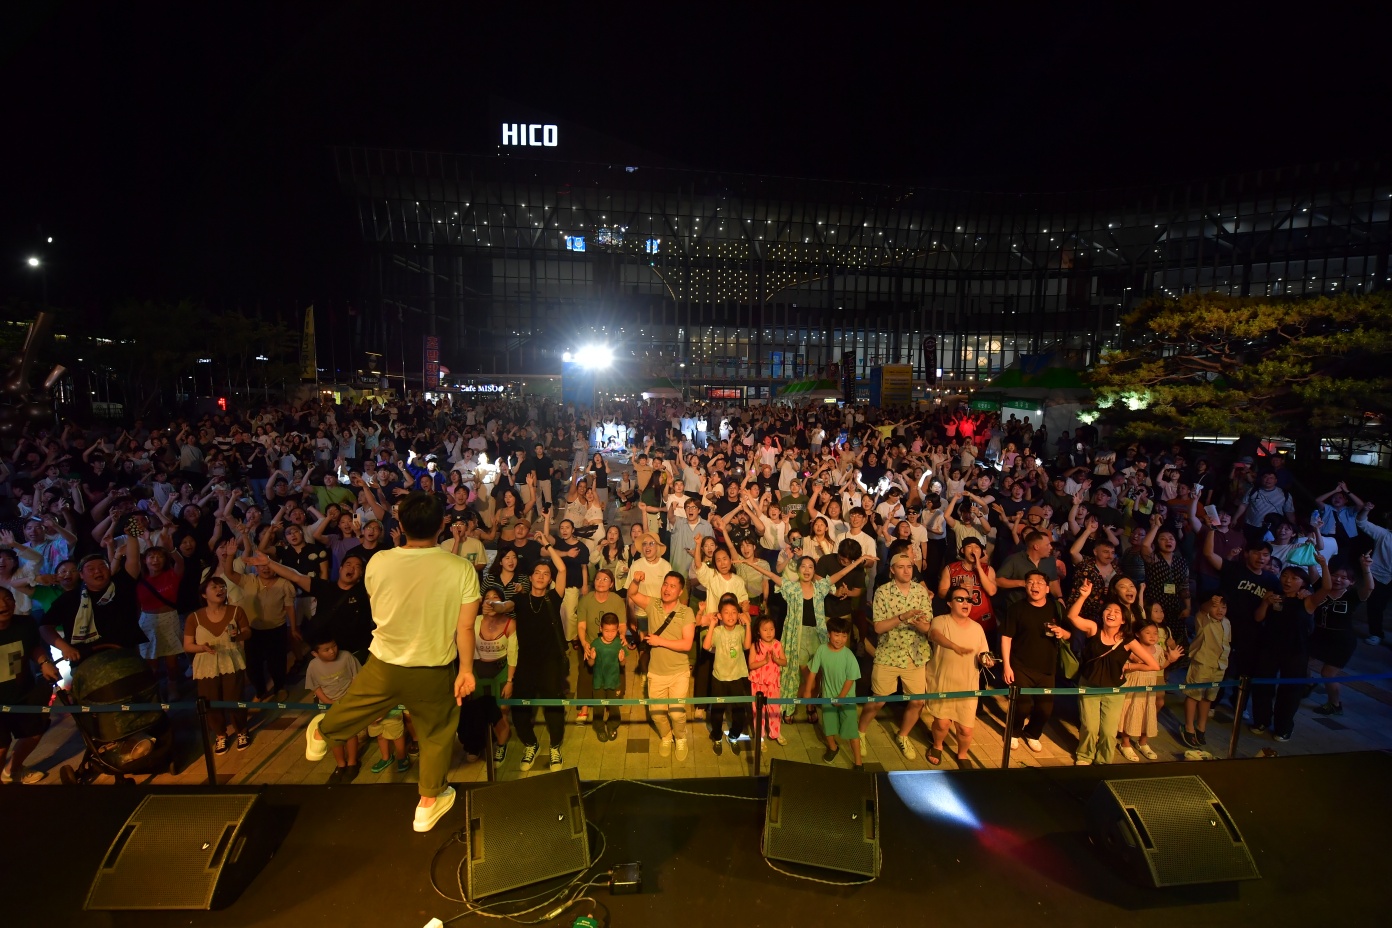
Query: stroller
58,646,177,785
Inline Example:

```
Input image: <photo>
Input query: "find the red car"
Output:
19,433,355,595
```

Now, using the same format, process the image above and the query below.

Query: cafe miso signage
501,123,558,147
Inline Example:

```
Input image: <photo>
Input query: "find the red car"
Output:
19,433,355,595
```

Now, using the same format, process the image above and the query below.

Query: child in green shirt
587,613,626,742
803,616,862,768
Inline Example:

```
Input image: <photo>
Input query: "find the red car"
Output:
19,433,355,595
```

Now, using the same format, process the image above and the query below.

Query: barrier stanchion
485,716,496,783
753,692,766,777
1000,684,1019,769
195,697,218,787
1228,676,1251,760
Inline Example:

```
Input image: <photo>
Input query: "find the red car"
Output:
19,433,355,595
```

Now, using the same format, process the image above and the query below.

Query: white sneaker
549,747,563,771
659,738,672,757
1025,738,1043,753
1119,745,1141,763
412,786,456,833
675,738,688,761
1075,758,1092,766
520,744,539,771
895,735,917,760
305,713,328,761
1010,737,1020,750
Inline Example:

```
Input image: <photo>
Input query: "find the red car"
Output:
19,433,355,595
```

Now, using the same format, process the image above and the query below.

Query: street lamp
26,256,47,304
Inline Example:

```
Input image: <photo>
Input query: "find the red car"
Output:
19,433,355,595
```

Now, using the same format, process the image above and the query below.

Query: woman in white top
460,589,517,763
801,516,837,561
183,576,252,754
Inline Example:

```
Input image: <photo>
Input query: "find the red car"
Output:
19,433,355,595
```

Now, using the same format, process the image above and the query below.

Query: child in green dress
802,616,863,768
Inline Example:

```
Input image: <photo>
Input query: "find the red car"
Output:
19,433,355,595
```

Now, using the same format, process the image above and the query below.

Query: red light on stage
217,397,227,410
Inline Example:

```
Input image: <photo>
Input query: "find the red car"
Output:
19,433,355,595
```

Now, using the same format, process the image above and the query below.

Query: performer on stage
259,492,479,833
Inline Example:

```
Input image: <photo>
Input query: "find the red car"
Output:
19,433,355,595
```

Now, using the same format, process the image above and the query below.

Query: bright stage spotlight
572,345,614,369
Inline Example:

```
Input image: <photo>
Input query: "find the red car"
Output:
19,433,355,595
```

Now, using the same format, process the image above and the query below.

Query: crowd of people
0,393,1388,792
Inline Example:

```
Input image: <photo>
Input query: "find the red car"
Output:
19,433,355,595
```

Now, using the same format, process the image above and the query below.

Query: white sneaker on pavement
1025,738,1043,753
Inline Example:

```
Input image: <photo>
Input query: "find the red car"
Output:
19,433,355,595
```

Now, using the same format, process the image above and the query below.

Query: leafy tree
1087,293,1392,458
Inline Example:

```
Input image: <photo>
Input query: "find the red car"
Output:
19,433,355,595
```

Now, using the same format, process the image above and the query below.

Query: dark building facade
334,142,1390,393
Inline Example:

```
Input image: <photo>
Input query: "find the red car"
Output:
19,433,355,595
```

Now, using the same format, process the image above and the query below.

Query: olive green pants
318,659,459,798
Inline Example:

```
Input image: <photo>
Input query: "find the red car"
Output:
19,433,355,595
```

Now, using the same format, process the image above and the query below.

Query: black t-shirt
1219,561,1279,646
510,539,544,576
1085,502,1123,530
1314,588,1358,634
552,538,587,591
1262,596,1314,655
42,572,147,656
713,497,742,520
279,542,329,580
513,590,567,685
999,498,1031,521
1001,599,1059,676
306,578,374,654
343,542,390,569
0,616,43,703
815,554,864,619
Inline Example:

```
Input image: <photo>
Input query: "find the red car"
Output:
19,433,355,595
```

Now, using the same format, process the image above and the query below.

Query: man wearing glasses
857,552,933,759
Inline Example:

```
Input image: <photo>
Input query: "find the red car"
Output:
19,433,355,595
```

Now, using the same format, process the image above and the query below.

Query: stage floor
6,752,1382,927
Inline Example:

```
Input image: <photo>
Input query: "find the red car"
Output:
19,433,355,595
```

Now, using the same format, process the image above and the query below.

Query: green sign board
970,398,1000,412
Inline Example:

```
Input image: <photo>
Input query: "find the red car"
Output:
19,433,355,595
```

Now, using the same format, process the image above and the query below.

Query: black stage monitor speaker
465,769,590,899
1087,775,1260,887
763,759,879,877
86,792,272,910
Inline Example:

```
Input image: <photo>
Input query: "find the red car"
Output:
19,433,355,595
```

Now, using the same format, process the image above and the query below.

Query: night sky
3,2,1389,318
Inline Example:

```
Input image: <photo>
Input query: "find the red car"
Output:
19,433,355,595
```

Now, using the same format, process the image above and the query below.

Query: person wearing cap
627,533,672,644
858,550,934,759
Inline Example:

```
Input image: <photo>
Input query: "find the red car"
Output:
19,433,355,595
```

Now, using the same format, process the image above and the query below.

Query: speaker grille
763,760,879,877
86,794,261,910
1097,776,1260,886
465,770,590,899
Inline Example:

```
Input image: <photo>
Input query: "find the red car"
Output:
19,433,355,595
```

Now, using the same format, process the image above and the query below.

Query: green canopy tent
987,366,1091,436
637,376,681,399
778,378,841,402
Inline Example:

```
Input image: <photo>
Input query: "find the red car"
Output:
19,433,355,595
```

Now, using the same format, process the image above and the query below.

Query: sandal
927,746,942,766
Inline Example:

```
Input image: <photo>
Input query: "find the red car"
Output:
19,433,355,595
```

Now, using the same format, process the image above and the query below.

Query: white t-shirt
365,546,481,666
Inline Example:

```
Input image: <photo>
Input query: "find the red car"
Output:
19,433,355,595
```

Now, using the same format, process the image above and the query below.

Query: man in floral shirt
857,552,933,759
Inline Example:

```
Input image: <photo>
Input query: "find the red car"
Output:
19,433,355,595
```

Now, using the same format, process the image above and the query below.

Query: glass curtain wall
335,148,1391,387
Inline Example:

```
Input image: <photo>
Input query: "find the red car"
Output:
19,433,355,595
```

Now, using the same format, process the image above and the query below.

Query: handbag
1057,639,1080,679
1285,540,1318,567
1053,601,1079,679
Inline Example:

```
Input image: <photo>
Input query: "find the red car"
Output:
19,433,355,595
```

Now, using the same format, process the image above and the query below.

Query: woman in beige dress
926,585,990,767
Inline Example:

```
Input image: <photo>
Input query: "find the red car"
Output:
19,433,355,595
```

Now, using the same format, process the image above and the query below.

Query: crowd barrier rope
8,672,1389,786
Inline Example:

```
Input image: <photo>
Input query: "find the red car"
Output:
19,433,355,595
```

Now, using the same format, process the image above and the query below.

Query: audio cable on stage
429,819,610,925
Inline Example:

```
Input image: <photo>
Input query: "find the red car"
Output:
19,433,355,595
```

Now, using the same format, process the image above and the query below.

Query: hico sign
501,123,558,147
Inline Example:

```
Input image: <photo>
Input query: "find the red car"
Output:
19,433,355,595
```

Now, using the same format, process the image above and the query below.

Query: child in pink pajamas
748,616,788,743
